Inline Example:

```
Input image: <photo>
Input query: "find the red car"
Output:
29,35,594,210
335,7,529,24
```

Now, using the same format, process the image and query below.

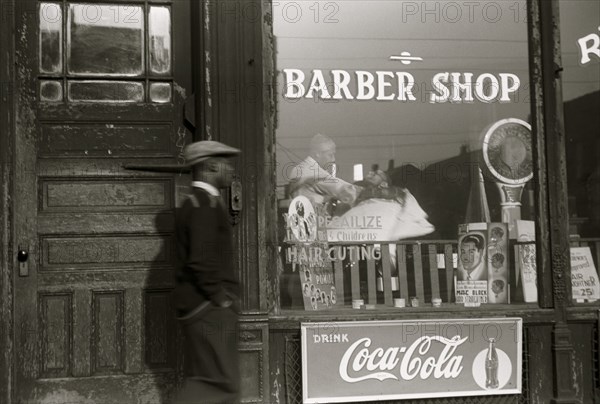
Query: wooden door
14,1,193,401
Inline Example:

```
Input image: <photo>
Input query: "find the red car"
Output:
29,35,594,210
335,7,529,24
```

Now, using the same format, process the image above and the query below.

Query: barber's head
309,134,336,174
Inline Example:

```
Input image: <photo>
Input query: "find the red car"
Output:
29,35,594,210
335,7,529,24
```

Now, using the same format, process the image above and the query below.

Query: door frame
0,0,15,401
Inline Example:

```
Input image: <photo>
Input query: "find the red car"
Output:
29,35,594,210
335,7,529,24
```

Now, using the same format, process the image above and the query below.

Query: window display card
457,223,488,305
570,247,600,302
515,220,535,242
299,264,338,311
488,223,509,303
516,243,537,303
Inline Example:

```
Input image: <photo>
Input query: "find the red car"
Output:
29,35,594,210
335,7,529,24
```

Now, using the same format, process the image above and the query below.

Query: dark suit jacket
174,187,239,315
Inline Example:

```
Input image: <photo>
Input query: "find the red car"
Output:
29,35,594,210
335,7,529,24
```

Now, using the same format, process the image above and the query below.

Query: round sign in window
482,118,534,185
287,196,317,242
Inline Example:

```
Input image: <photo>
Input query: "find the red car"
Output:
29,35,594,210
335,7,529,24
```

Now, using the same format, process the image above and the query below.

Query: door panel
14,0,191,402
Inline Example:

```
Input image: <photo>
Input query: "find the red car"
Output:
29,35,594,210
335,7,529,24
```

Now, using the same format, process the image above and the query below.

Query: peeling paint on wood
271,367,282,404
203,0,214,139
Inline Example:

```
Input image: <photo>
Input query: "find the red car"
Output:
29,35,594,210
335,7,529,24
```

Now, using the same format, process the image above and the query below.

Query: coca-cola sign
301,318,522,403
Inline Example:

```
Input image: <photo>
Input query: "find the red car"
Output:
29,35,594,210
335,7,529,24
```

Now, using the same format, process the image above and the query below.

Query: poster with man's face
458,232,487,281
456,230,489,305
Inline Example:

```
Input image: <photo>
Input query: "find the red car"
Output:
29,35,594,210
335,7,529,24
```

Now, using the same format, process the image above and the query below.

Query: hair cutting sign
301,318,522,403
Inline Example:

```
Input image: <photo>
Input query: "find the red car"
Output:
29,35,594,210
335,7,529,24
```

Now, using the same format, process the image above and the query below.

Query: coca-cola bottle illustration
485,337,499,389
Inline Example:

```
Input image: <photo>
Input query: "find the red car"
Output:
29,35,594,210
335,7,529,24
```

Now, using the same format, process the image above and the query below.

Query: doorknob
17,246,29,277
17,249,28,262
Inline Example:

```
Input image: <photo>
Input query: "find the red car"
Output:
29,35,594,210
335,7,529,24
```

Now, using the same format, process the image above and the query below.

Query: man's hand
220,300,233,308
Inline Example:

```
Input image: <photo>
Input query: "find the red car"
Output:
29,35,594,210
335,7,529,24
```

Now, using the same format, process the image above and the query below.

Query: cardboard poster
516,243,537,303
570,247,600,302
456,223,488,305
284,196,338,310
299,264,337,310
513,220,537,303
487,223,509,303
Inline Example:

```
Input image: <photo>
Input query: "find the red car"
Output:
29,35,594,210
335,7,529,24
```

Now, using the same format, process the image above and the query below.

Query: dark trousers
172,303,240,404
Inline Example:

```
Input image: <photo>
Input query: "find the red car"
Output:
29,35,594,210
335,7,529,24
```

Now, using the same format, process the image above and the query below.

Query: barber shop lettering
578,26,600,65
283,69,521,104
339,336,467,383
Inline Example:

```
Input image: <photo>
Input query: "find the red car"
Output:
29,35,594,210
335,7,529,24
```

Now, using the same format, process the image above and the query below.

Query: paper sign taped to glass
283,196,338,311
570,247,600,302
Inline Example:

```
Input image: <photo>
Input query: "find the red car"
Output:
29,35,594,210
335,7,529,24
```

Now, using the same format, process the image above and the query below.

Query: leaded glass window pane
149,82,171,103
68,81,144,103
40,3,63,74
40,80,63,102
149,6,171,75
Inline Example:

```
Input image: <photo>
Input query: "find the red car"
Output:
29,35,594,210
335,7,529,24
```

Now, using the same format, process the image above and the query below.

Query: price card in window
570,247,600,301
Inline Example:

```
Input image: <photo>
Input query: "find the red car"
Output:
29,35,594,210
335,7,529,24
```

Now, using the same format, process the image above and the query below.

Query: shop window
274,0,539,312
559,0,600,303
38,2,172,103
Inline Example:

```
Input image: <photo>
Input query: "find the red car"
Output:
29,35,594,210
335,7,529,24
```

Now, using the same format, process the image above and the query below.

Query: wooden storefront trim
0,0,15,402
567,307,600,322
538,0,581,402
529,0,553,310
268,307,558,331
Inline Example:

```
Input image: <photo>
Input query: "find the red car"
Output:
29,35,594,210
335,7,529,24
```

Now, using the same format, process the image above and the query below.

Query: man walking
172,140,241,404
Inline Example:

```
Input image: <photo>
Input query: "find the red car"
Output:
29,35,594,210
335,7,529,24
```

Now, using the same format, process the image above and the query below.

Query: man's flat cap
184,140,240,166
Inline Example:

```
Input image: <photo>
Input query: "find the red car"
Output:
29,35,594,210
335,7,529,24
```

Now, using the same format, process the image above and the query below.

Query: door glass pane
149,82,171,103
67,4,144,76
559,0,600,303
40,80,63,102
68,81,144,103
40,3,63,74
274,0,537,311
149,6,172,75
